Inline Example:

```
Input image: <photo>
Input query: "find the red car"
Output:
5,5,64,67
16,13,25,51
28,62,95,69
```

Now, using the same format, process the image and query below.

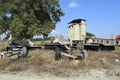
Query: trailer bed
84,43,115,51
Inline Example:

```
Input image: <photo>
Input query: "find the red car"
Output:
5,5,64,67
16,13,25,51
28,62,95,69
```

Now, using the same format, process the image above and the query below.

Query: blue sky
52,0,120,39
0,0,120,39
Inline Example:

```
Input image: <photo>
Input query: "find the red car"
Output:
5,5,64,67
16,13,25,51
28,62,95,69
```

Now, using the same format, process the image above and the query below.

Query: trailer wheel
22,46,28,58
81,50,88,60
55,47,61,60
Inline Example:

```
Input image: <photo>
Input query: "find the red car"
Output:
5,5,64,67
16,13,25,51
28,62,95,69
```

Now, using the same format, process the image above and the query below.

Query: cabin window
106,41,109,44
101,40,103,43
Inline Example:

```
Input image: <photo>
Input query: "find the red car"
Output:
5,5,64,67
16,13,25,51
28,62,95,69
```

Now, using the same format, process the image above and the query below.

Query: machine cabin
68,19,86,44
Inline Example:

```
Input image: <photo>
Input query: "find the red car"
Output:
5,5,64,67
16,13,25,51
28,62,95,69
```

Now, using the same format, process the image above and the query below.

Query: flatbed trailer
0,37,88,60
45,43,68,51
84,43,115,51
2,40,42,59
7,46,41,51
1,46,41,59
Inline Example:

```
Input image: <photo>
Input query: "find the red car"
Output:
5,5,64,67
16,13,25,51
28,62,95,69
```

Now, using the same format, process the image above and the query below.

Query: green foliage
115,45,120,50
86,32,95,37
0,0,64,39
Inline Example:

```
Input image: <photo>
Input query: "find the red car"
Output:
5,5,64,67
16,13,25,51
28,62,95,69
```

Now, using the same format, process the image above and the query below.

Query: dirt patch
0,68,120,80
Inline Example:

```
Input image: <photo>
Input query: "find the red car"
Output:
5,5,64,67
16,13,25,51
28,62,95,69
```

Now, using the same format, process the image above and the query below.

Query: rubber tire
55,47,61,60
22,46,28,58
81,50,88,60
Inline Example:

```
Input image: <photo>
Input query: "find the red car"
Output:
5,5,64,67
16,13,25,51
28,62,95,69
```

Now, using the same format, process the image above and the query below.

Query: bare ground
0,68,120,80
0,50,120,80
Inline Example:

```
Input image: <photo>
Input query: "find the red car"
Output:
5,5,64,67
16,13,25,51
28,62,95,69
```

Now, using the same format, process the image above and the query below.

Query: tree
86,32,95,38
0,0,64,39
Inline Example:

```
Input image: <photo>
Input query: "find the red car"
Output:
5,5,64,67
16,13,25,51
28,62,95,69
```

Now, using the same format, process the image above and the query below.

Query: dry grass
80,51,120,69
0,58,10,70
0,41,8,51
0,49,120,74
